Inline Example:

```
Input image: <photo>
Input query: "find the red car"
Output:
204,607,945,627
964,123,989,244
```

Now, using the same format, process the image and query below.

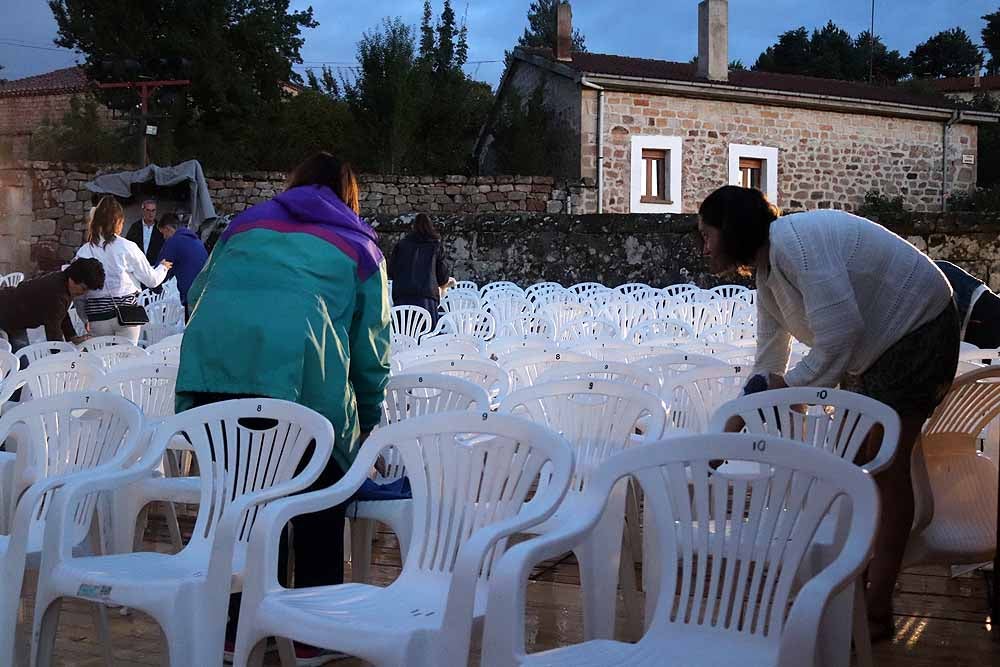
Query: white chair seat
256,570,488,660
49,546,249,596
521,634,777,667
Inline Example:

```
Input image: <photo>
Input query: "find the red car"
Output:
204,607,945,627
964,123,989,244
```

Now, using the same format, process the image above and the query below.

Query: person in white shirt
699,185,959,641
75,197,172,344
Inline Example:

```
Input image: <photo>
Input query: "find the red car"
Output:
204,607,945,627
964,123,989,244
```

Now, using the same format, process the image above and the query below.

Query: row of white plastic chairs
1,327,997,665
0,378,888,667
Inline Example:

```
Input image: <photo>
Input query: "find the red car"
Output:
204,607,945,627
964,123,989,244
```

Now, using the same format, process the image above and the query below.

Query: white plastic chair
479,281,524,301
434,309,496,341
570,339,642,363
78,336,137,352
232,411,573,667
640,351,729,389
660,283,698,300
535,360,660,393
348,374,491,583
440,288,482,314
556,316,620,343
906,366,1000,569
499,379,667,640
0,337,10,354
31,399,336,667
0,354,104,406
481,433,880,667
0,350,16,385
145,334,183,364
500,349,593,390
408,358,512,405
483,294,532,324
414,334,482,356
662,364,748,432
499,313,557,339
708,386,902,666
454,280,478,292
12,341,77,369
568,282,605,300
709,284,751,300
629,318,696,345
487,335,559,361
391,305,433,342
541,303,591,335
95,362,187,554
594,299,651,339
0,392,143,667
90,344,148,370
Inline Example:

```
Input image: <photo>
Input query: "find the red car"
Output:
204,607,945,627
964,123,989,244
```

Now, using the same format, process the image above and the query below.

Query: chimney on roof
697,0,729,82
555,1,573,62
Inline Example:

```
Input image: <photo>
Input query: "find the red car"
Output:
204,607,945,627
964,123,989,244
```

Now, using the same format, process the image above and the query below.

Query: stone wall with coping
4,158,1000,293
0,160,596,275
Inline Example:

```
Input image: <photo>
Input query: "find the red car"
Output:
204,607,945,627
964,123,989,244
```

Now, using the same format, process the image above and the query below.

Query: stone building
476,0,998,214
0,67,99,160
930,74,1000,104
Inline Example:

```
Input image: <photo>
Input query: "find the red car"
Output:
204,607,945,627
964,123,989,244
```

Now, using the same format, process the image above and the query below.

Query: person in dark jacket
387,213,452,327
936,260,1000,349
125,199,165,291
156,213,209,319
0,258,105,351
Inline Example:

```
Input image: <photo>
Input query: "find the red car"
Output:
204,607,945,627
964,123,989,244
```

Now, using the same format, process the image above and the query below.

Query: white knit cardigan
753,210,952,387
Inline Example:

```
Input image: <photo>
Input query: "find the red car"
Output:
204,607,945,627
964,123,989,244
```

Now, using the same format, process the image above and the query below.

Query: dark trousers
185,393,347,641
966,291,1000,349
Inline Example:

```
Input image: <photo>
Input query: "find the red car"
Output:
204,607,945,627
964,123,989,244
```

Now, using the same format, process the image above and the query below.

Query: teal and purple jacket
175,185,391,471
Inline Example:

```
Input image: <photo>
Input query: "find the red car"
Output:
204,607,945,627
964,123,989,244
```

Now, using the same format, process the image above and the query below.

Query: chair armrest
481,489,607,666
236,443,384,604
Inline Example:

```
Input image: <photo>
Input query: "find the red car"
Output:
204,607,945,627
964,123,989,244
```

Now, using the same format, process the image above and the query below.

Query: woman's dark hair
413,213,440,240
698,185,781,267
287,152,360,214
88,196,125,248
64,257,106,290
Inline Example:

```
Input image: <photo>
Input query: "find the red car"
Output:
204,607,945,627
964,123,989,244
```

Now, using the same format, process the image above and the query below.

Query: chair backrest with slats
500,379,667,493
154,399,334,554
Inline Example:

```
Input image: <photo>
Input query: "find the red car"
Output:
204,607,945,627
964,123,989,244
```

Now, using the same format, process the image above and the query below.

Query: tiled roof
929,75,1000,93
521,49,959,110
0,67,89,97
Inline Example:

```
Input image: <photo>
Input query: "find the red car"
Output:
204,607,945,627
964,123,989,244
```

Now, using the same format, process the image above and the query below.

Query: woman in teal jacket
176,152,391,659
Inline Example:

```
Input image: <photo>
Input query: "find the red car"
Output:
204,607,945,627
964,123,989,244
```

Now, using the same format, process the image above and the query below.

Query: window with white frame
728,144,779,202
630,135,683,213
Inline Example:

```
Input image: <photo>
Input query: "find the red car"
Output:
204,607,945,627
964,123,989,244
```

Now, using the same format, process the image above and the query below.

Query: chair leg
162,500,184,551
852,580,874,667
576,520,624,641
31,597,61,667
350,518,375,583
276,637,296,667
625,480,643,564
90,603,113,666
617,525,643,642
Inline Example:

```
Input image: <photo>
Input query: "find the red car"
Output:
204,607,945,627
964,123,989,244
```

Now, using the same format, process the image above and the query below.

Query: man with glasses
126,198,166,289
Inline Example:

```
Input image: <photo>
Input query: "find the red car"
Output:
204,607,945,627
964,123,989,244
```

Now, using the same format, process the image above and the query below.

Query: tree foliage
30,95,132,163
48,0,318,168
908,27,982,79
342,3,492,174
984,9,1000,75
753,21,908,84
490,84,576,177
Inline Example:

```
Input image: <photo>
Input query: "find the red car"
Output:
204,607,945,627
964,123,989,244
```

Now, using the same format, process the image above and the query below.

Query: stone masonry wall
0,93,114,160
585,91,978,214
5,160,1000,291
0,160,596,274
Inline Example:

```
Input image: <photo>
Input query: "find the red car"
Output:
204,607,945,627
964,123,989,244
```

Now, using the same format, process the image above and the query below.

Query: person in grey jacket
387,213,452,328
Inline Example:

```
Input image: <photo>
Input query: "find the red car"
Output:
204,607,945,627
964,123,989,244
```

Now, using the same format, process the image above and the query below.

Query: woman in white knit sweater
699,185,959,640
